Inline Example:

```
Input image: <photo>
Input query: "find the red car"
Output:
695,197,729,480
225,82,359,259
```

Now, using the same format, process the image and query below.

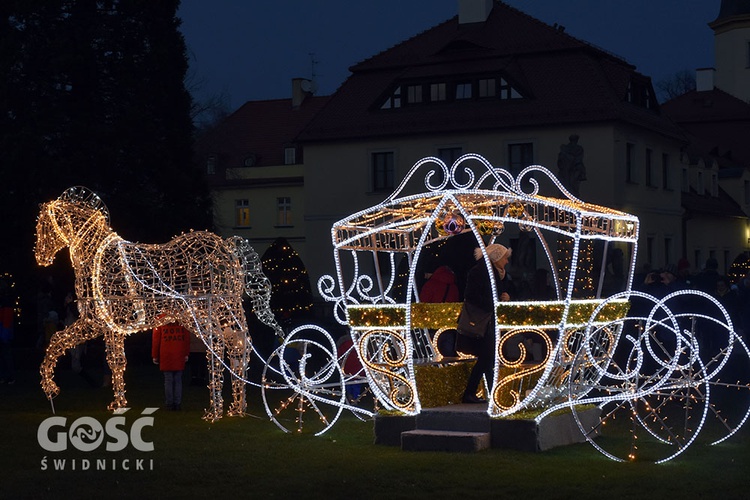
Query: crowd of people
634,257,750,339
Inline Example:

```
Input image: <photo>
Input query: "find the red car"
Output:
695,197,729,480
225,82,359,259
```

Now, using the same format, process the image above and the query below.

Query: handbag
456,301,492,339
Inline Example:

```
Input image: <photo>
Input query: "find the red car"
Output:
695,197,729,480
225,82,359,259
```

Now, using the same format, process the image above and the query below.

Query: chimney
696,68,715,92
291,78,313,108
458,0,494,24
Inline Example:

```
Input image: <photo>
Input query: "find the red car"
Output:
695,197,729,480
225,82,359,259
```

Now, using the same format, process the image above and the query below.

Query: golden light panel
35,186,282,421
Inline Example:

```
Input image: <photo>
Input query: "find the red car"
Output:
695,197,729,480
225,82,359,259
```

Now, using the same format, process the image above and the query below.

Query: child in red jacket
152,322,191,410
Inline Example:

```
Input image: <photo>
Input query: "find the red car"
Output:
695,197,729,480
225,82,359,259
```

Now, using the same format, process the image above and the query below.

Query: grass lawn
1,357,749,500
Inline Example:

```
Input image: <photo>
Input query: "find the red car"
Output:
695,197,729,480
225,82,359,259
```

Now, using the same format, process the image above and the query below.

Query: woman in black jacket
458,243,514,404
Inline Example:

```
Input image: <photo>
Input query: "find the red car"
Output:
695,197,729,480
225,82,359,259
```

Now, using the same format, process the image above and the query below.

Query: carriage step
416,405,490,433
401,429,491,452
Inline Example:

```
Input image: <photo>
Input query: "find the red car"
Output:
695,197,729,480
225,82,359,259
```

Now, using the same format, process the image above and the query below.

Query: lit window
372,151,395,192
235,200,250,227
277,197,292,226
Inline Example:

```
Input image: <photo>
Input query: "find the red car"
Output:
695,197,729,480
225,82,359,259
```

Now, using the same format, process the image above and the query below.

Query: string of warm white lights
317,153,749,462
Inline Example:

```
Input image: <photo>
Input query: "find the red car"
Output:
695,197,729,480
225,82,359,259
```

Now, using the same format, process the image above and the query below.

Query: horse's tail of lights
230,236,284,338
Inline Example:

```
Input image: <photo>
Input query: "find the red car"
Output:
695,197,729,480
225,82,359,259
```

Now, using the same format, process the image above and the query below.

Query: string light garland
316,153,749,462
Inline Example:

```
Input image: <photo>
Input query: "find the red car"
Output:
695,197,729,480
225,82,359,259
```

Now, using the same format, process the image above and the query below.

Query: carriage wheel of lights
538,289,750,463
315,152,750,462
260,324,374,435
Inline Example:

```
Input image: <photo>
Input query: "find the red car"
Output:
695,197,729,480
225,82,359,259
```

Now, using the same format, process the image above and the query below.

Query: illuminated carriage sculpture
314,154,750,463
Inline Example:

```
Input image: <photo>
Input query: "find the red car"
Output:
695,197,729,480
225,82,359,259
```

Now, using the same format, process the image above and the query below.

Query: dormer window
499,78,522,99
380,86,402,109
378,74,524,110
430,83,447,102
455,82,472,100
626,78,657,110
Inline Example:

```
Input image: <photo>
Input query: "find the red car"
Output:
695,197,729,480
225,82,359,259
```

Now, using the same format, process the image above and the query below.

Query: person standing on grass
152,321,191,410
0,277,15,385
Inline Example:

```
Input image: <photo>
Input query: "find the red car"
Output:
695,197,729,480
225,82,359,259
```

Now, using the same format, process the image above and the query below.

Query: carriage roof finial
59,186,110,222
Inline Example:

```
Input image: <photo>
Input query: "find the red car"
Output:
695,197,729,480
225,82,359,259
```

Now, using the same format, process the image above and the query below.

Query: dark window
455,82,472,100
508,143,533,176
430,83,447,102
626,143,637,183
407,85,423,104
645,148,653,186
478,78,496,98
499,78,522,99
372,152,395,192
661,153,670,189
380,86,402,109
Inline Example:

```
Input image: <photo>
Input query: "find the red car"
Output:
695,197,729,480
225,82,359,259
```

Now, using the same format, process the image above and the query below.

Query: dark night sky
178,0,718,109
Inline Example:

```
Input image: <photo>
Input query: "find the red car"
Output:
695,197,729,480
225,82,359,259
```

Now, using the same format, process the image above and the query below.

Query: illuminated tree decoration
35,186,282,421
315,153,750,462
261,237,313,321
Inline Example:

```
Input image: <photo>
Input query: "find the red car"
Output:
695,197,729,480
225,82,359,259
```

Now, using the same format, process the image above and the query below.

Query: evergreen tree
0,0,210,286
261,238,313,322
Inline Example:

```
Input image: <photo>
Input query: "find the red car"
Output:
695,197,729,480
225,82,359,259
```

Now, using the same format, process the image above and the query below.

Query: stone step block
401,429,491,453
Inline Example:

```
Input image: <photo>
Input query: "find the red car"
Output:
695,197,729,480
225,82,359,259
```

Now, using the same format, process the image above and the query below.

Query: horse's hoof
107,399,128,412
42,383,60,399
202,410,222,422
227,409,246,418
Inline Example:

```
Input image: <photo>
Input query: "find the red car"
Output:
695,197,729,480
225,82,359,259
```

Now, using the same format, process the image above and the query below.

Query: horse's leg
103,329,128,411
226,319,251,417
202,327,225,422
40,320,101,400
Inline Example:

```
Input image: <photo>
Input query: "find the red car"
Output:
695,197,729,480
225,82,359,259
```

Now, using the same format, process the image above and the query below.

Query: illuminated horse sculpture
35,187,282,421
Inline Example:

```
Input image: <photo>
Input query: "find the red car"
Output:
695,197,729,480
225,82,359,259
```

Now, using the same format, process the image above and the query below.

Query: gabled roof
194,95,330,184
297,1,683,142
682,185,748,219
661,88,750,168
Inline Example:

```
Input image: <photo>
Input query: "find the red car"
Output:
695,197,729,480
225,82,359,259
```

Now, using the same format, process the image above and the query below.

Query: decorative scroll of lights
317,153,750,462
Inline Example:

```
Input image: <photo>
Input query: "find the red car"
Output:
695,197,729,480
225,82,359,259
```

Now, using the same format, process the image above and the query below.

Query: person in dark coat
458,244,514,404
420,265,460,303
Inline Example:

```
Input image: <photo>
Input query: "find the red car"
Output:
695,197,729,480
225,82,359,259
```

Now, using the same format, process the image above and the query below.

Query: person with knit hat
457,243,515,404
